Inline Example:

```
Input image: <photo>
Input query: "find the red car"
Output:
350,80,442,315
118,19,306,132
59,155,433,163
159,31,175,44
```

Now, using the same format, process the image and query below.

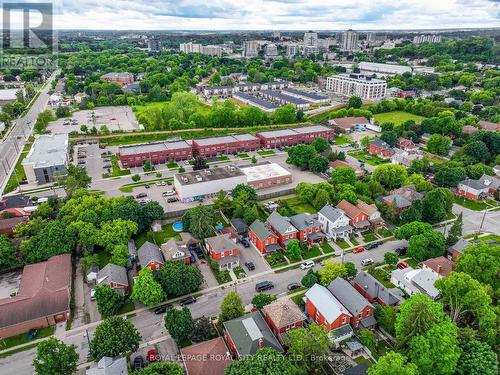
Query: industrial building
358,62,412,76
281,87,330,104
258,90,310,109
326,74,387,100
240,163,292,189
232,92,279,112
256,125,334,149
99,72,134,85
22,134,69,184
174,166,247,202
192,134,261,157
118,140,192,168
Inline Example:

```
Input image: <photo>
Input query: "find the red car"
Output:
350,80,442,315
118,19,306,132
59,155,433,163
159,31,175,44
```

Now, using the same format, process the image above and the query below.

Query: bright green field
374,111,426,125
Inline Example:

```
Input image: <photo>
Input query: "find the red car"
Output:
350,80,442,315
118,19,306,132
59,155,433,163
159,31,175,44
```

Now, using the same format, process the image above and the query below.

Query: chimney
258,338,264,348
436,264,442,274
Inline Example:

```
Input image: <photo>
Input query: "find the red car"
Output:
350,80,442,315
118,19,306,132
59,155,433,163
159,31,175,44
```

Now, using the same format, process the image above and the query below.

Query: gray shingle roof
230,218,248,235
353,271,402,306
249,220,275,241
319,204,344,223
327,278,373,316
97,264,128,287
289,213,321,231
266,211,296,235
205,234,236,253
223,311,283,357
137,241,164,267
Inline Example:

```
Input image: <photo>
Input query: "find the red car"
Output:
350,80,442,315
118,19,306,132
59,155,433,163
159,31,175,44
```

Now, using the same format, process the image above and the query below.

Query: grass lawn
350,237,359,246
291,291,307,307
302,246,322,259
378,228,393,238
485,199,500,207
367,267,395,288
353,356,373,367
118,301,136,315
96,251,112,268
477,234,500,243
3,144,31,194
119,177,173,193
405,258,420,268
135,225,181,248
238,153,250,159
320,242,335,254
213,212,229,227
102,155,131,178
454,197,489,211
282,197,316,214
362,231,378,242
374,111,426,125
334,134,353,145
233,266,247,279
215,270,232,284
287,286,307,295
336,240,350,249
167,161,178,169
265,252,288,269
217,156,229,161
347,150,390,166
258,149,276,157
0,325,54,350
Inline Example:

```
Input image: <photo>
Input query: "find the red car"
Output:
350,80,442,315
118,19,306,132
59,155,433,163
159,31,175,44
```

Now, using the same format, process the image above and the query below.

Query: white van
300,260,315,270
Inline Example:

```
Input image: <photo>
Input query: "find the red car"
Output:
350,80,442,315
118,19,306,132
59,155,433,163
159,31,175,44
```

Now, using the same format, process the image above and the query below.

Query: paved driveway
238,242,270,275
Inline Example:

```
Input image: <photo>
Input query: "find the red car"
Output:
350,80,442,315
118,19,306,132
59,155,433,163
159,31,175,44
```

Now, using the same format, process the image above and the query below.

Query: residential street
0,238,406,374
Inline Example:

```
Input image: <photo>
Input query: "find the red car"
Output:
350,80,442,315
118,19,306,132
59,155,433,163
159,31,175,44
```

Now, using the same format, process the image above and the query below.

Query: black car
179,296,197,306
287,282,301,291
255,281,274,292
135,193,147,199
167,197,179,203
167,180,172,186
366,242,380,250
154,304,172,315
395,247,407,256
133,356,144,370
245,262,255,271
145,184,150,189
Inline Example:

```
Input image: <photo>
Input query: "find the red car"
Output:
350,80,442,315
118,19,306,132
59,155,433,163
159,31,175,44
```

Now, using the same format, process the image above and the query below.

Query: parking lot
47,106,141,134
239,243,270,274
0,271,22,299
73,142,107,180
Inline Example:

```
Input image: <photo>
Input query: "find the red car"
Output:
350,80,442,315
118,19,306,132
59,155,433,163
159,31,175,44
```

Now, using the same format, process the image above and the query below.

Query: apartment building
413,34,442,44
326,73,387,100
341,30,358,52
243,40,259,57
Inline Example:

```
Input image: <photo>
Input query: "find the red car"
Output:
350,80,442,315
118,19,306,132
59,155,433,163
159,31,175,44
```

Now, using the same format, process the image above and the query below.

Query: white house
390,267,440,300
317,204,352,241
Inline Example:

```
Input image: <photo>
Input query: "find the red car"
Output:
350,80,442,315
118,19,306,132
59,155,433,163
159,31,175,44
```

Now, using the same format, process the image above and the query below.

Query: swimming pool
172,221,183,232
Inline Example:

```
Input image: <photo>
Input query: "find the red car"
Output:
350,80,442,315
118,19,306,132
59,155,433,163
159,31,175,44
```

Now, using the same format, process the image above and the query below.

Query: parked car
397,261,409,269
154,304,172,315
300,260,315,270
133,356,144,370
361,258,374,266
167,197,179,203
352,246,365,253
162,190,175,197
395,247,407,256
166,180,172,186
241,238,250,248
90,288,96,301
147,349,158,363
365,242,380,250
144,184,150,189
287,282,301,291
135,193,147,199
77,160,86,165
245,261,255,271
179,296,197,306
255,281,274,292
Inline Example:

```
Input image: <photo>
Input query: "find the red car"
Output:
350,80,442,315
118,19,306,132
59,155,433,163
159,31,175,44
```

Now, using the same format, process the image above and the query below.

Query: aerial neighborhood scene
0,1,499,374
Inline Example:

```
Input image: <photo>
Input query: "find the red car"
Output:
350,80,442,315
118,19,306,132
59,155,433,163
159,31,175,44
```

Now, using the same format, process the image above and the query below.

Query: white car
90,288,96,301
300,260,315,270
361,258,374,267
162,190,175,197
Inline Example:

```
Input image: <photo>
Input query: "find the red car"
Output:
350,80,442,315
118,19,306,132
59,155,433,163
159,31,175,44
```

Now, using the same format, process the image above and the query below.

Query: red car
352,246,365,254
147,349,158,363
397,261,409,269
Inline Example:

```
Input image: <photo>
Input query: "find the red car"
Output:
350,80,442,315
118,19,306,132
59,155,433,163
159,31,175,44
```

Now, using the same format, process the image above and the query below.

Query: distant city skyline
5,0,499,30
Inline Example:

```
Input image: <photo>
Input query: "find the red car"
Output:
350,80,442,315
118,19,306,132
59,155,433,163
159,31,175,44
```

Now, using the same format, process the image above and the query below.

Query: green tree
131,267,165,306
344,262,357,279
111,244,130,267
384,252,398,266
317,260,347,286
301,269,319,287
455,242,500,292
395,221,433,240
182,205,215,239
285,324,330,372
0,234,19,272
286,239,302,261
375,305,397,336
55,165,92,196
155,261,202,297
97,219,138,252
137,362,184,375
273,104,297,124
427,134,452,155
94,284,124,318
312,137,330,153
359,329,376,353
312,189,330,211
308,155,329,173
251,293,277,310
33,338,78,375
347,95,362,109
219,291,245,323
368,352,419,375
330,166,357,185
421,188,453,224
380,130,399,147
407,230,446,261
404,173,433,192
225,348,298,375
446,212,462,246
164,307,193,344
456,339,498,375
89,316,141,361
287,144,317,169
373,164,408,189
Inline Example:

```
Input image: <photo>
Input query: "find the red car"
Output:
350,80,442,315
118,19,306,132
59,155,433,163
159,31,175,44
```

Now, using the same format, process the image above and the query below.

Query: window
342,316,347,324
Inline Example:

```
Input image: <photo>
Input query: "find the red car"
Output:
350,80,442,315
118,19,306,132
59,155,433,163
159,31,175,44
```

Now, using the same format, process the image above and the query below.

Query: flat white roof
240,163,291,182
22,134,68,169
0,88,19,100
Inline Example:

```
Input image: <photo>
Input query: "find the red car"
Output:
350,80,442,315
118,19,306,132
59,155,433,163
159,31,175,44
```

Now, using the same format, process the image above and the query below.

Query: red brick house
256,125,333,149
205,234,240,270
192,134,260,157
327,278,375,329
368,140,395,158
137,241,164,271
422,256,454,277
328,117,369,133
118,141,192,168
96,263,129,295
100,72,134,85
249,219,280,254
180,337,232,375
0,216,27,237
304,284,351,331
329,159,364,178
289,213,325,244
397,137,418,153
266,211,298,248
262,297,306,339
336,200,370,231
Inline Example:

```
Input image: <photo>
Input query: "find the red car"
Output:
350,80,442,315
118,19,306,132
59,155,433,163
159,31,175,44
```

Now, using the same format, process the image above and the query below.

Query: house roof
329,160,362,174
459,178,489,191
161,238,188,261
262,297,306,329
86,356,128,375
181,337,232,375
369,139,390,149
462,125,478,134
137,241,164,267
384,185,423,207
330,117,369,129
305,283,351,324
249,219,276,242
266,211,296,235
353,271,403,305
327,278,373,316
448,238,469,254
391,267,440,299
127,239,137,257
97,263,128,287
0,216,26,231
223,311,283,357
230,218,248,234
422,256,454,277
336,200,364,220
289,213,321,231
0,254,72,329
477,120,500,131
478,174,500,190
0,194,33,209
205,234,236,253
397,137,416,149
319,204,345,224
356,200,378,216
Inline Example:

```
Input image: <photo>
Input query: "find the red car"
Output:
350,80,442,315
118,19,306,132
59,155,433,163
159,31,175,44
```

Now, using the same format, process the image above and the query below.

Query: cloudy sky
7,0,500,30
